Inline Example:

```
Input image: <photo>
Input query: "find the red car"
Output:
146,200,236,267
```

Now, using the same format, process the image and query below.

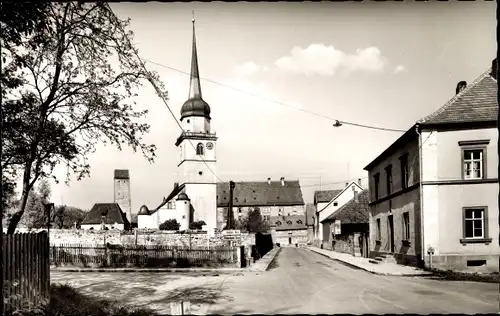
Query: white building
138,17,218,231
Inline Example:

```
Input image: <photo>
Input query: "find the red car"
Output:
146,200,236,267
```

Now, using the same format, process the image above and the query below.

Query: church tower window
196,143,204,155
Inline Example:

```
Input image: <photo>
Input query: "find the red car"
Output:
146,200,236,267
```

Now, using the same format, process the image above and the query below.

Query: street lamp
333,120,343,128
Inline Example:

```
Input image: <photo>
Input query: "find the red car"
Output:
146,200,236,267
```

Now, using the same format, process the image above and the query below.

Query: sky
46,1,496,212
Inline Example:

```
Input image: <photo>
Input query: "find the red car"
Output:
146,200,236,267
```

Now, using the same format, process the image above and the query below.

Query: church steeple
180,11,211,121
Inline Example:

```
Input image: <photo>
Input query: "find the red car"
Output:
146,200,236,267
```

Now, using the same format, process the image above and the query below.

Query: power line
143,58,407,133
105,4,225,184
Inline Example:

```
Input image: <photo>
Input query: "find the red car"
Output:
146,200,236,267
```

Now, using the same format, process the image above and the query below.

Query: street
51,248,499,314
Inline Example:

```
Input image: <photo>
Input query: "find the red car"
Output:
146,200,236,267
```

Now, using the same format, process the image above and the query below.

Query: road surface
51,248,499,314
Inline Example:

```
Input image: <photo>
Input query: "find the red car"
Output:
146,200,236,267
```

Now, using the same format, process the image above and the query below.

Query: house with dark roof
216,178,305,231
321,190,370,257
81,203,130,230
363,59,499,273
270,215,308,246
313,180,363,247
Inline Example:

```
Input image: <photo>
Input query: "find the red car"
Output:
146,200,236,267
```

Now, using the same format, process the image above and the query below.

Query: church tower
175,14,218,231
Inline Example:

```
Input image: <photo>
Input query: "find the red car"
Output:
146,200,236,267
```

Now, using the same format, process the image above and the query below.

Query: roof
323,190,370,224
305,203,315,226
419,68,498,125
318,181,363,212
151,183,186,214
314,190,342,204
270,215,307,231
365,62,498,171
216,181,304,207
114,169,129,179
81,203,129,225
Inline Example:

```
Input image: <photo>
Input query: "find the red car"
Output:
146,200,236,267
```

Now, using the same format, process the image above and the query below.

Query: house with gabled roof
216,178,305,230
270,215,308,246
363,59,498,273
81,203,130,230
313,180,364,247
321,190,370,257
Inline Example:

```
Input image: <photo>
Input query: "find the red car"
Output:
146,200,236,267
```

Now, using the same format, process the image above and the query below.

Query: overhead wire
143,58,408,133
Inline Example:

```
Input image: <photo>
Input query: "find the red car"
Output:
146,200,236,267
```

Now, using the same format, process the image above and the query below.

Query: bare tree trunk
7,164,35,233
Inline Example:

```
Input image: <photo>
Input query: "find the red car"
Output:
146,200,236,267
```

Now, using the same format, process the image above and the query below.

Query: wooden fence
2,232,50,314
50,243,239,268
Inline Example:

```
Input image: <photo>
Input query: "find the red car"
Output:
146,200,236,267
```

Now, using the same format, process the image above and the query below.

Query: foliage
159,219,180,231
11,283,156,316
236,207,270,233
51,205,87,229
18,179,52,229
1,2,167,233
189,220,206,230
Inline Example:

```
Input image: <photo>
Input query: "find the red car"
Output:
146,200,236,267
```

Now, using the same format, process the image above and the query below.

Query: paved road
51,248,499,314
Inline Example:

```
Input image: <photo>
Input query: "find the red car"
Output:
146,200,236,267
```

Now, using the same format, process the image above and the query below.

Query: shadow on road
150,285,232,306
210,305,298,315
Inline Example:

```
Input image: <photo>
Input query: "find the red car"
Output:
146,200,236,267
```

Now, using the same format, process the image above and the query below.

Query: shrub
189,220,206,230
159,219,180,231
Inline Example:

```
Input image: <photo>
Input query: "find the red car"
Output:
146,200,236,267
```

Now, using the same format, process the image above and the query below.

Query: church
138,17,306,233
138,16,218,232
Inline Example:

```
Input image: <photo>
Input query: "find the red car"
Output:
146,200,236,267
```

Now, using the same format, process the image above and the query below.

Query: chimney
354,190,359,203
345,182,348,187
491,58,497,80
267,177,271,185
280,177,285,186
174,182,179,190
455,81,467,95
358,178,362,186
163,196,166,203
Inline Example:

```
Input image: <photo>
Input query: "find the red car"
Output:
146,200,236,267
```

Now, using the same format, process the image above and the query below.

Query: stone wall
46,229,255,248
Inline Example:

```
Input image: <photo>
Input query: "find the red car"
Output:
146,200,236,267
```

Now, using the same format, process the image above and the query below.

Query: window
402,212,410,240
376,218,381,240
400,154,409,189
460,140,489,180
196,143,204,155
385,165,393,195
374,173,380,199
463,208,485,239
463,149,484,179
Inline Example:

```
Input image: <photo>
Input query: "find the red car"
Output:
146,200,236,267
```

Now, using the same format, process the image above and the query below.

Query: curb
248,247,281,272
307,247,432,277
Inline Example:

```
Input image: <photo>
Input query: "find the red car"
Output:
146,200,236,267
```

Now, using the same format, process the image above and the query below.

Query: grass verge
426,268,499,283
10,284,156,316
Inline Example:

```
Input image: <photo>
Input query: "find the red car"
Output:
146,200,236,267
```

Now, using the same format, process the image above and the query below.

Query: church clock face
206,142,214,150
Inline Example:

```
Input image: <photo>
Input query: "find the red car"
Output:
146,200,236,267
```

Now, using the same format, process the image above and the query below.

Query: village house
270,215,308,246
321,190,370,257
363,59,498,273
313,180,363,248
80,203,130,231
216,178,306,230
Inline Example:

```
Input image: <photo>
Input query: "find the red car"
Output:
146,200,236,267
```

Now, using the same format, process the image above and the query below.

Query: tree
189,220,206,230
1,2,167,233
159,219,180,231
237,208,270,233
51,205,87,229
20,179,52,229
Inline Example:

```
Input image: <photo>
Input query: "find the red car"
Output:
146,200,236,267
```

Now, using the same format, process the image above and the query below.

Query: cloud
393,65,407,74
234,61,268,76
274,44,388,77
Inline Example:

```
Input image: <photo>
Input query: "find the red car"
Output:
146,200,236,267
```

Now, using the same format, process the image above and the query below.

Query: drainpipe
416,123,425,268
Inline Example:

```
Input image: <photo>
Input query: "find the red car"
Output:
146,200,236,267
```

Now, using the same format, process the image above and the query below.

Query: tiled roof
314,190,342,204
419,68,497,125
81,203,129,225
305,203,315,226
323,190,370,224
114,169,129,179
216,181,304,207
270,215,307,231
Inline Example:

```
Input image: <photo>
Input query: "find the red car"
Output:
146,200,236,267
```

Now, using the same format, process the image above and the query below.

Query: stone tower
175,15,218,231
114,169,132,223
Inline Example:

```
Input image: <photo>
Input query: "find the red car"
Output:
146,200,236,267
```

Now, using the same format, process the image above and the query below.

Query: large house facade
364,59,499,273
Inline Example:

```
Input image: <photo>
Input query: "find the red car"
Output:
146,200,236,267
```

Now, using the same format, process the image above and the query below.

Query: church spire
189,11,202,100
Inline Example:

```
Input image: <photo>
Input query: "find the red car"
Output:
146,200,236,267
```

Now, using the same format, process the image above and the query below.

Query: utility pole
226,181,235,230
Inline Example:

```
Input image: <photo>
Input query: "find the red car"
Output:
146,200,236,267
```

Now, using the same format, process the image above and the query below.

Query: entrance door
288,237,292,245
388,215,395,252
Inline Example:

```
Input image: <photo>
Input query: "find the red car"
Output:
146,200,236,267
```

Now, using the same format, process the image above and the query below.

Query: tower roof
180,13,211,121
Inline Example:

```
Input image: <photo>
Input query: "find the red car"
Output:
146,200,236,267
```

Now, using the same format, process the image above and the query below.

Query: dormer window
196,143,204,155
333,201,338,206
287,221,292,225
297,220,303,224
